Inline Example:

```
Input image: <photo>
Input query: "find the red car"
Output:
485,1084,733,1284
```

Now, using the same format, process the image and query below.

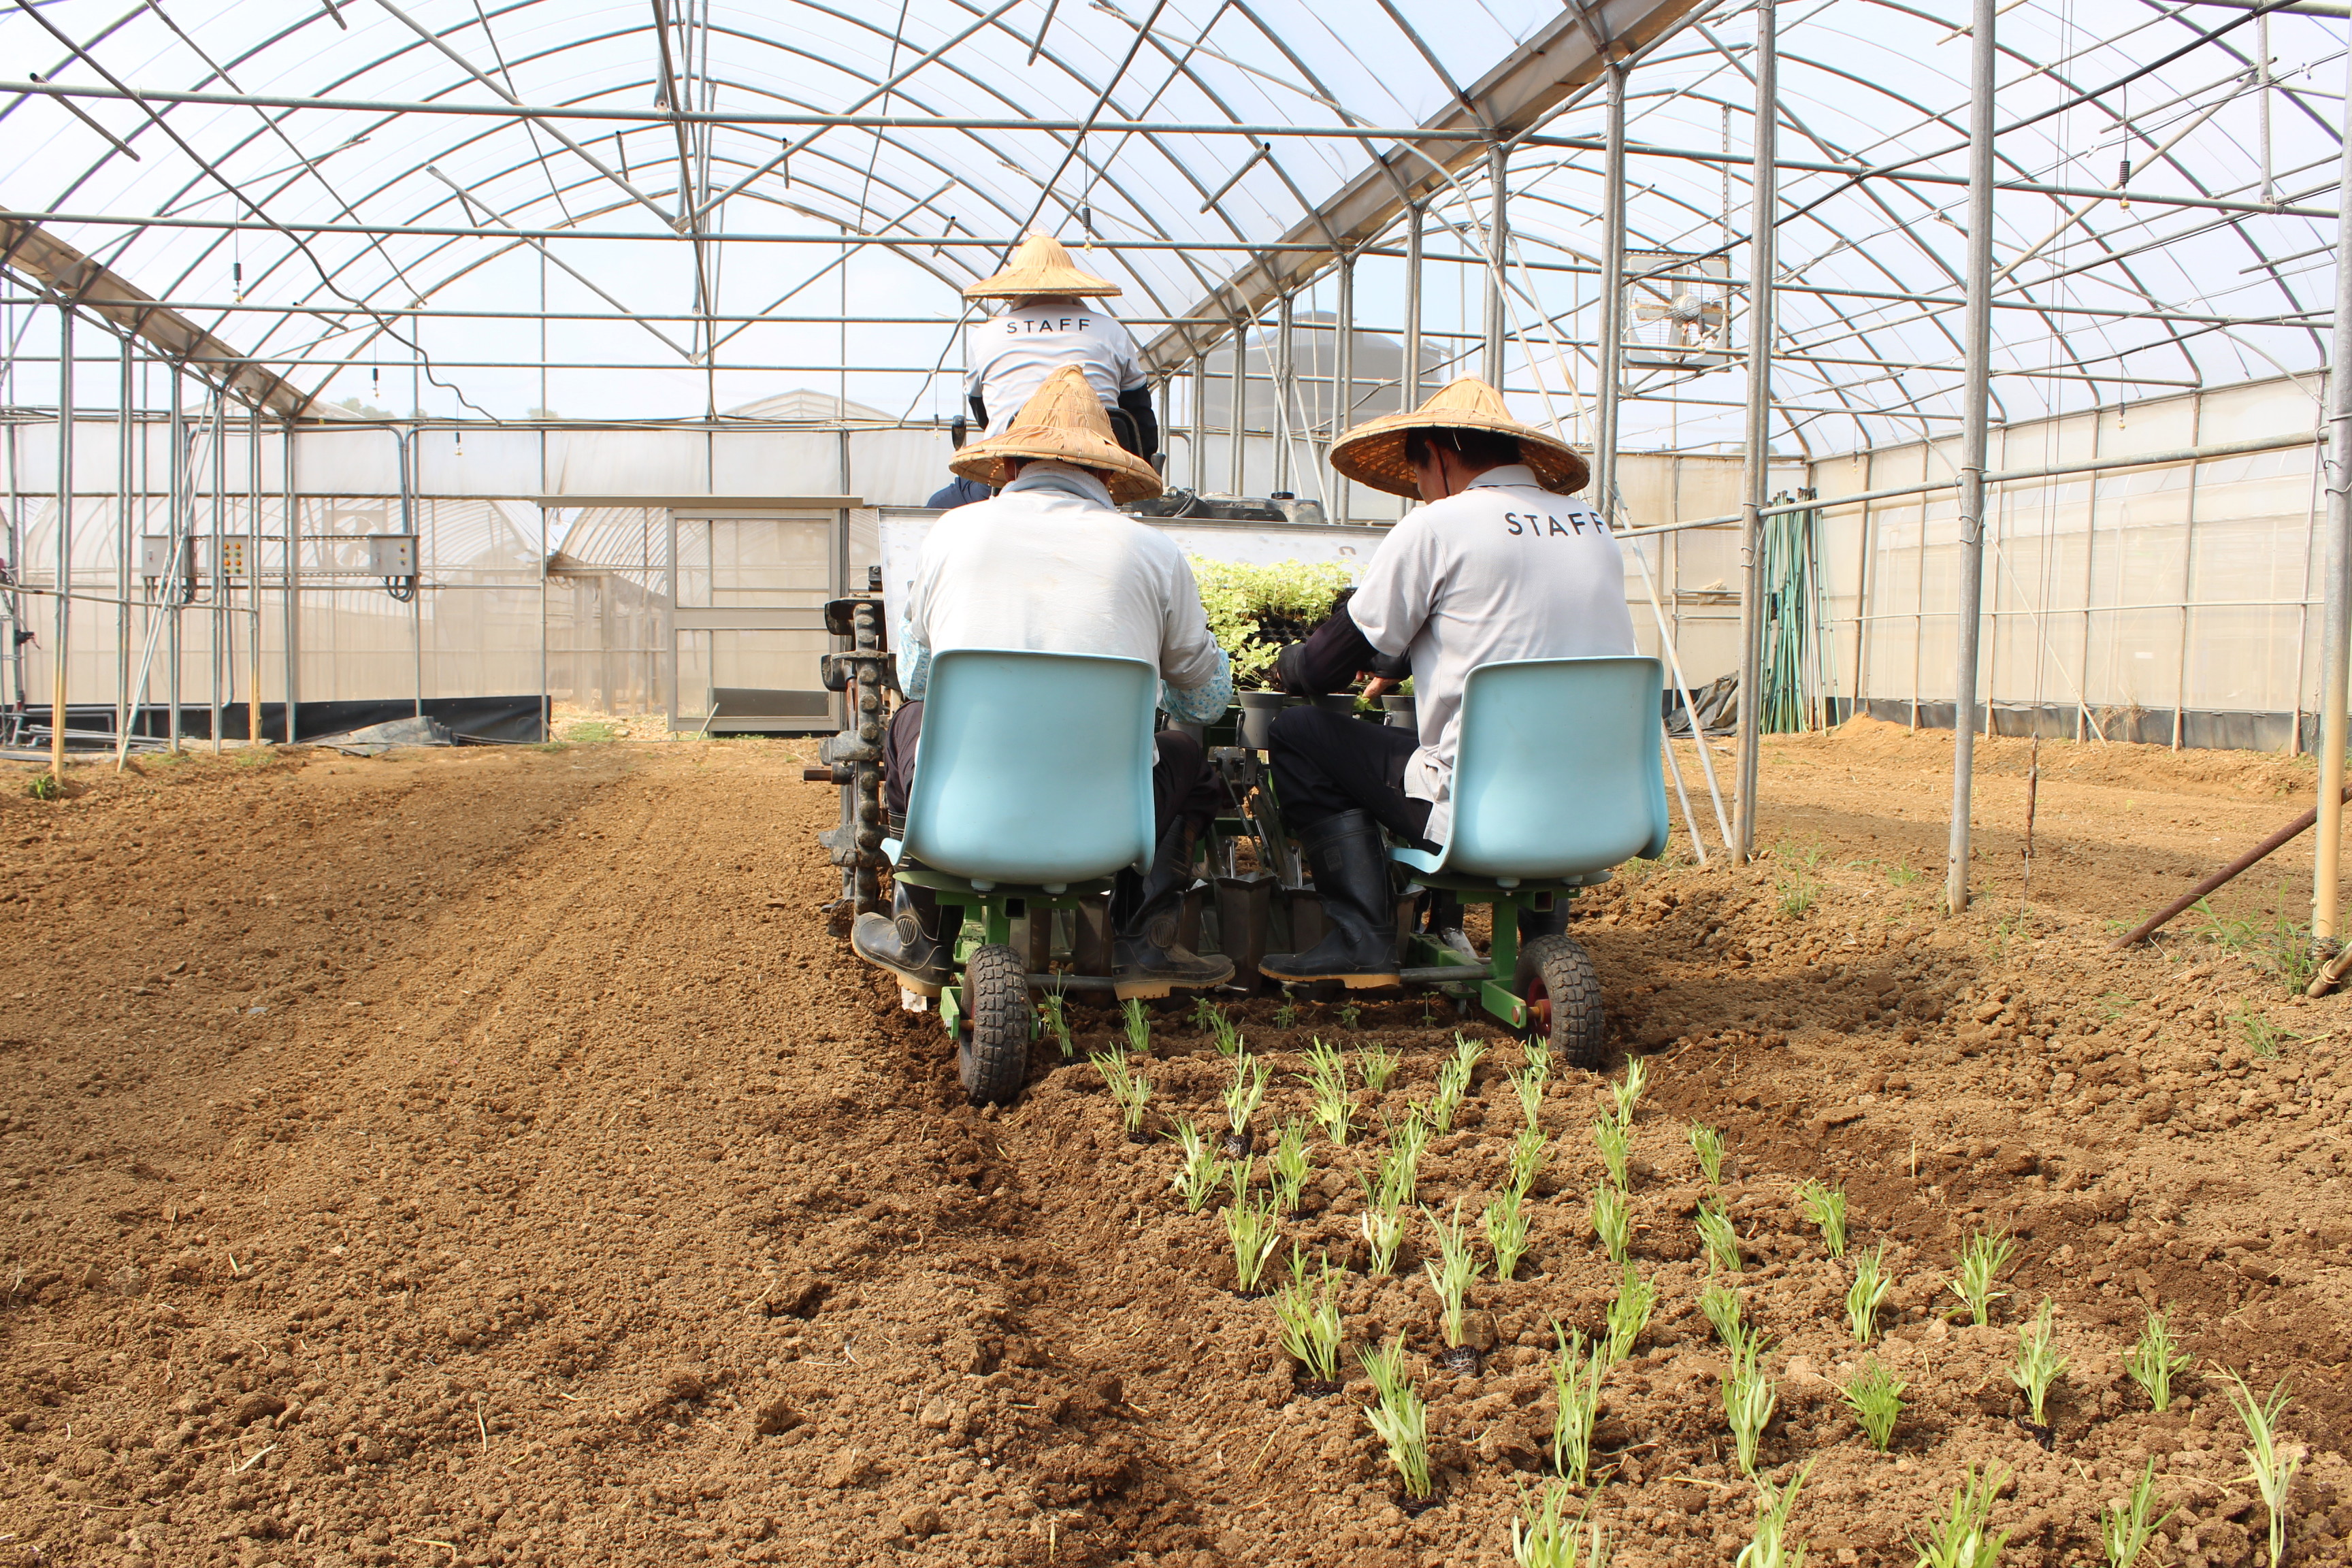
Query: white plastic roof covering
0,0,2342,457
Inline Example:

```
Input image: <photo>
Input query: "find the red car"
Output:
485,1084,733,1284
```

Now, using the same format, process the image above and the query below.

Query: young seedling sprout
1169,1117,1224,1213
1224,1051,1270,1151
1224,1179,1282,1296
1947,1229,2017,1326
1372,1109,1428,1209
1839,1361,1906,1451
1795,1178,1848,1258
1430,1036,1486,1133
1911,1467,2012,1568
1121,996,1152,1056
2010,1296,2068,1430
1590,1118,1631,1189
2124,1306,2192,1412
2100,1460,2174,1568
1609,1056,1648,1128
1338,1000,1362,1030
2221,1369,2300,1568
1483,1186,1531,1282
1548,1326,1605,1486
1688,1122,1725,1186
1512,1482,1606,1568
1846,1241,1895,1345
1423,1200,1482,1356
1509,1124,1550,1196
1274,1000,1298,1029
1299,1039,1352,1148
1360,1189,1405,1277
1510,1064,1548,1134
1699,1281,1745,1350
1039,991,1074,1058
1090,1051,1152,1138
1269,1116,1311,1216
1743,1458,1814,1568
1604,1264,1654,1365
1695,1201,1743,1273
1720,1332,1776,1476
1589,1183,1631,1265
1271,1252,1345,1388
1521,1034,1553,1080
1210,1007,1245,1058
1359,1339,1433,1501
1356,1045,1401,1093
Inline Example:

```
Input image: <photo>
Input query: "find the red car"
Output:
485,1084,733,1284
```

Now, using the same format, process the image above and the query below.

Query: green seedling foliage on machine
1189,556,1357,688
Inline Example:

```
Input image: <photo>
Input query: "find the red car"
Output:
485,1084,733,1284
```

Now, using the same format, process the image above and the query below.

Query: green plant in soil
1224,1051,1270,1141
1271,1253,1344,1385
1299,1039,1352,1147
1742,1458,1814,1568
1947,1228,2017,1326
1604,1264,1654,1365
1720,1332,1776,1476
1358,1338,1433,1501
1512,1481,1605,1568
27,773,62,802
1688,1122,1725,1186
1269,1117,1311,1215
1548,1326,1604,1486
1775,870,1818,920
1509,1064,1547,1134
2100,1460,2174,1568
1375,1109,1428,1208
2232,1008,2293,1058
1483,1186,1531,1281
2221,1369,2300,1568
1589,1183,1630,1265
1360,1190,1405,1277
1795,1178,1847,1258
1121,997,1152,1056
1355,1045,1402,1093
1198,1002,1245,1057
1225,1181,1282,1294
2010,1297,2068,1428
1423,1200,1480,1349
2124,1306,2191,1412
1699,1281,1745,1350
1911,1466,2011,1568
1840,1361,1906,1451
1522,1036,1554,1083
1192,994,1222,1034
1695,1201,1743,1272
1274,1000,1298,1028
1509,1124,1549,1195
1590,1117,1631,1189
1609,1056,1648,1127
1430,1035,1485,1133
1846,1241,1895,1345
1338,1000,1362,1030
1169,1117,1225,1213
1090,1051,1152,1136
2189,886,2321,994
1039,992,1074,1058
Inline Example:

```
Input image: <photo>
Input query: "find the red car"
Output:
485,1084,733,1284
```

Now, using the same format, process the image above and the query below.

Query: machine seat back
1392,656,1669,882
900,649,1158,886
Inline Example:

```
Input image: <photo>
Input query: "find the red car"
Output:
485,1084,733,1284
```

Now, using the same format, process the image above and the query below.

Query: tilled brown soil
3,721,2350,1567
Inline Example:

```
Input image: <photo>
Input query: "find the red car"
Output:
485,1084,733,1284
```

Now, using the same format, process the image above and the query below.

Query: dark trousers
884,700,1213,842
1267,704,1436,848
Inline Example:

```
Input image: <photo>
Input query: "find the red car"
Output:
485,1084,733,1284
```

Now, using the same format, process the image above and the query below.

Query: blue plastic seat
1391,656,1669,883
891,649,1158,889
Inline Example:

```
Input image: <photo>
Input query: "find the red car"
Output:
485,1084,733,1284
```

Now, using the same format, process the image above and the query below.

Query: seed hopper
808,496,1665,1105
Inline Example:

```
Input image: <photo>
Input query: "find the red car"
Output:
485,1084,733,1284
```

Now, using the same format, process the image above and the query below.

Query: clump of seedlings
1840,1361,1905,1450
1423,1201,1482,1369
1484,1186,1531,1281
1300,1039,1353,1147
1743,1458,1814,1568
1699,1281,1746,1350
2011,1297,2068,1435
1170,1117,1225,1213
1339,1000,1362,1030
1512,1482,1605,1568
1430,1036,1486,1132
1091,1051,1153,1139
1846,1241,1894,1344
1271,1252,1345,1392
1590,1118,1631,1188
1509,1124,1550,1194
1224,1051,1270,1157
1360,1188,1406,1277
1224,1172,1282,1296
2221,1369,2299,1568
1509,1064,1548,1134
1688,1122,1725,1186
1521,1036,1554,1083
1548,1326,1605,1486
1695,1201,1742,1272
2124,1306,2191,1411
1795,1178,1847,1258
1121,996,1152,1055
1360,1339,1433,1503
1721,1333,1776,1475
1039,992,1073,1058
1356,1045,1401,1093
1604,1264,1654,1365
1912,1466,2010,1568
1589,1183,1631,1265
1274,1000,1298,1028
1609,1056,1648,1126
1269,1117,1312,1216
1947,1228,2016,1326
2100,1460,2174,1568
1374,1109,1429,1208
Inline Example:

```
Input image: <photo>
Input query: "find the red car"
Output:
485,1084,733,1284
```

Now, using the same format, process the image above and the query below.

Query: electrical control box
218,538,248,579
365,534,418,576
140,535,192,581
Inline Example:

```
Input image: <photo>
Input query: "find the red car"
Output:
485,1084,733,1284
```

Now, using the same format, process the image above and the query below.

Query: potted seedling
1512,1483,1607,1568
1721,1332,1776,1475
1742,1460,1813,1568
1359,1338,1435,1510
1688,1122,1726,1186
1224,1050,1269,1158
1846,1241,1894,1344
1298,1038,1352,1147
1608,1057,1648,1126
1699,1281,1746,1349
1591,1117,1631,1188
1509,1064,1547,1136
1355,1045,1401,1093
1224,1166,1281,1296
1422,1201,1482,1373
1509,1124,1550,1196
1429,1036,1485,1133
1695,1201,1742,1272
1590,1183,1631,1266
2100,1462,2174,1568
2221,1369,2300,1568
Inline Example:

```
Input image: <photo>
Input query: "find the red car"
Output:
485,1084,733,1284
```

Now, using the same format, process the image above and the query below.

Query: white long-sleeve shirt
1348,464,1637,843
964,301,1145,429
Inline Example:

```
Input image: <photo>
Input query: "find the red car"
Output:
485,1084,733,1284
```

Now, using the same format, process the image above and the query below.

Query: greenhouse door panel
667,509,843,734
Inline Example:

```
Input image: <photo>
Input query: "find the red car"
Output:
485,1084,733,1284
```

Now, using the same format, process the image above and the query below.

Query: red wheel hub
1524,973,1553,1035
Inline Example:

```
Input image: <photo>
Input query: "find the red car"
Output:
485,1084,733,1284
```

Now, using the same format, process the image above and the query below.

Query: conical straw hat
949,365,1163,504
963,231,1121,300
1328,376,1590,498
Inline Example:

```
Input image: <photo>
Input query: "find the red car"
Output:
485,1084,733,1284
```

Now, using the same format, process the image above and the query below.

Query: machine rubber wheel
958,943,1030,1106
1516,932,1606,1071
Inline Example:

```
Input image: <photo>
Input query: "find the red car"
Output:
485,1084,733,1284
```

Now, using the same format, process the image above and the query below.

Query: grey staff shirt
1347,463,1638,843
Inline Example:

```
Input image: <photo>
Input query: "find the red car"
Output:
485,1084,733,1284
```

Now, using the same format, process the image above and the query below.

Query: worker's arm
1117,385,1160,459
1275,590,1408,696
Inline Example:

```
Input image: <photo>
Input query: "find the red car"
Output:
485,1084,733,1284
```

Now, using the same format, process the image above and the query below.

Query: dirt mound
1,736,2349,1566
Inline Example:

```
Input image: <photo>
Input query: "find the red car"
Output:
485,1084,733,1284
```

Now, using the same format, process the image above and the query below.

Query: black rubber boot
1424,889,1480,962
1518,896,1571,943
1259,811,1401,988
851,882,951,996
1112,821,1234,1000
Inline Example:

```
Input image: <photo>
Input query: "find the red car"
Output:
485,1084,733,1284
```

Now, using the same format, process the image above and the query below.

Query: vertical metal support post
1274,292,1294,495
50,306,72,783
1403,204,1425,410
116,334,133,747
1333,253,1354,523
1228,318,1247,495
167,370,183,751
1190,353,1206,492
1943,0,1999,916
208,397,223,754
281,417,298,744
1594,61,1629,525
1484,142,1507,385
2310,61,2352,945
246,404,261,747
1731,0,1777,864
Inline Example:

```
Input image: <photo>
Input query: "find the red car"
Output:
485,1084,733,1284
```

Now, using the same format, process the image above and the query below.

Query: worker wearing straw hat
962,232,1158,461
853,366,1232,1000
1256,376,1637,987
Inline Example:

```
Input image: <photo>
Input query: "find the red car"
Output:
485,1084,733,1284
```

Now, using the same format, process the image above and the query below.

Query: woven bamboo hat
1329,376,1590,498
949,365,1163,503
962,231,1121,300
